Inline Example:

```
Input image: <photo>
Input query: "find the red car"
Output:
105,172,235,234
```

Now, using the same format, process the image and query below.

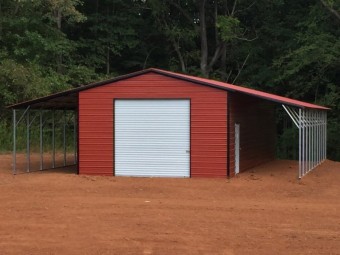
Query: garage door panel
115,100,190,177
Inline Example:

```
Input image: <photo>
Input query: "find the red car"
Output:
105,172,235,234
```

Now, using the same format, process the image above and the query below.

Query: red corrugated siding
79,73,228,177
229,93,276,176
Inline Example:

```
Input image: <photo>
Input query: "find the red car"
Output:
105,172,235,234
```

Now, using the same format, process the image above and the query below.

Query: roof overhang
7,68,330,111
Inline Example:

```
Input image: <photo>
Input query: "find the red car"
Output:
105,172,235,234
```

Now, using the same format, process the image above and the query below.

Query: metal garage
8,68,329,179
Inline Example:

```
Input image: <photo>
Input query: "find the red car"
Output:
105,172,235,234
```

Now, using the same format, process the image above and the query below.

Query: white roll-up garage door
115,100,190,177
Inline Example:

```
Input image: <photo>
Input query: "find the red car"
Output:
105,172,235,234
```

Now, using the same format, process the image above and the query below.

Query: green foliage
216,16,240,42
277,126,299,160
270,2,340,160
0,0,339,160
0,59,50,109
0,121,12,152
44,0,86,24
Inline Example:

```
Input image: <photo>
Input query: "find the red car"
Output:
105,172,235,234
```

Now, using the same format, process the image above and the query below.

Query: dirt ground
0,153,339,255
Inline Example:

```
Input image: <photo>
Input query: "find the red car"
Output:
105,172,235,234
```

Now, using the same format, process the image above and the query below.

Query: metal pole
325,111,327,160
315,112,317,166
314,112,316,166
314,111,316,167
52,110,55,168
320,111,322,164
306,110,308,174
311,111,314,169
16,106,30,126
323,112,326,161
311,111,313,171
318,111,321,164
312,111,314,169
63,110,66,166
316,111,319,165
307,111,312,173
26,109,30,172
298,108,302,179
321,112,324,161
302,109,305,177
322,111,324,161
303,110,308,175
73,111,76,164
305,110,308,175
316,112,318,165
13,109,16,175
282,105,299,127
322,112,324,161
40,110,43,170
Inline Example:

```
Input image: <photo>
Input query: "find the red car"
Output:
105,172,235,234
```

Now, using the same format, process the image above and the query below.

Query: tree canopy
0,0,339,160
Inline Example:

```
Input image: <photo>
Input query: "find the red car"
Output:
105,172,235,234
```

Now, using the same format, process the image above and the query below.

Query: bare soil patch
0,154,339,255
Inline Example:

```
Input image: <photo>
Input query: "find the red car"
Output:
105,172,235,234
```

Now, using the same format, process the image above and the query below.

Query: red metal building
9,68,329,178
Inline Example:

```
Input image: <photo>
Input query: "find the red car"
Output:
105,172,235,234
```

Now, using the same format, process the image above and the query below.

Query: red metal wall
78,72,228,177
228,92,276,176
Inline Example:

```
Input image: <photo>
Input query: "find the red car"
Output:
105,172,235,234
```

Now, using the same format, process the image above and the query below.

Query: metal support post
323,112,326,161
40,110,43,170
13,109,16,175
26,109,30,172
305,110,308,175
73,111,77,164
320,112,323,162
314,111,317,167
308,110,310,172
312,111,315,168
314,112,316,166
303,109,306,176
298,108,302,178
52,110,55,168
306,110,308,174
318,111,320,165
325,112,327,160
63,110,66,166
316,111,318,165
321,112,324,161
320,112,322,161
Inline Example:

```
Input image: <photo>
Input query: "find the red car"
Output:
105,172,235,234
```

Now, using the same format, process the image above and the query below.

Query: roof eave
6,68,330,111
7,69,154,109
149,68,330,111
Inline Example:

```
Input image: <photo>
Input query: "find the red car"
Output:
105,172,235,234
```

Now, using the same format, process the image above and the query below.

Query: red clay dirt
0,153,339,255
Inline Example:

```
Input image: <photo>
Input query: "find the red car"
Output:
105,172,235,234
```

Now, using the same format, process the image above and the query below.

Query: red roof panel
8,68,329,110
150,68,329,110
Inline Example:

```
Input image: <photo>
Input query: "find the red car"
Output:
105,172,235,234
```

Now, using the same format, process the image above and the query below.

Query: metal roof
7,68,330,110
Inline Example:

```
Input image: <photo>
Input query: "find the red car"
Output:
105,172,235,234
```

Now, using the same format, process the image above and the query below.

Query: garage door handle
186,150,190,153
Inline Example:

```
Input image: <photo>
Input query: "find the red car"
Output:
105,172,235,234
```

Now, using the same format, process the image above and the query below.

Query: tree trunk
106,46,110,75
214,1,219,45
173,40,186,73
0,2,2,41
199,0,208,77
320,0,340,20
95,0,99,37
220,43,227,80
56,9,62,73
57,9,62,30
13,1,19,15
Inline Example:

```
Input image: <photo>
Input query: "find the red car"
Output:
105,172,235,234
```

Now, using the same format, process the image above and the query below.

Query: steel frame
282,105,327,178
12,108,77,174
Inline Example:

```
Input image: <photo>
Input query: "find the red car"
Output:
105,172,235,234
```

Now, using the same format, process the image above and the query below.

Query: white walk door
115,100,190,177
235,123,240,174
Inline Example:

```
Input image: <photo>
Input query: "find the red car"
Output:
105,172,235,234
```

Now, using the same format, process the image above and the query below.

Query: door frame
113,98,191,177
235,123,240,175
